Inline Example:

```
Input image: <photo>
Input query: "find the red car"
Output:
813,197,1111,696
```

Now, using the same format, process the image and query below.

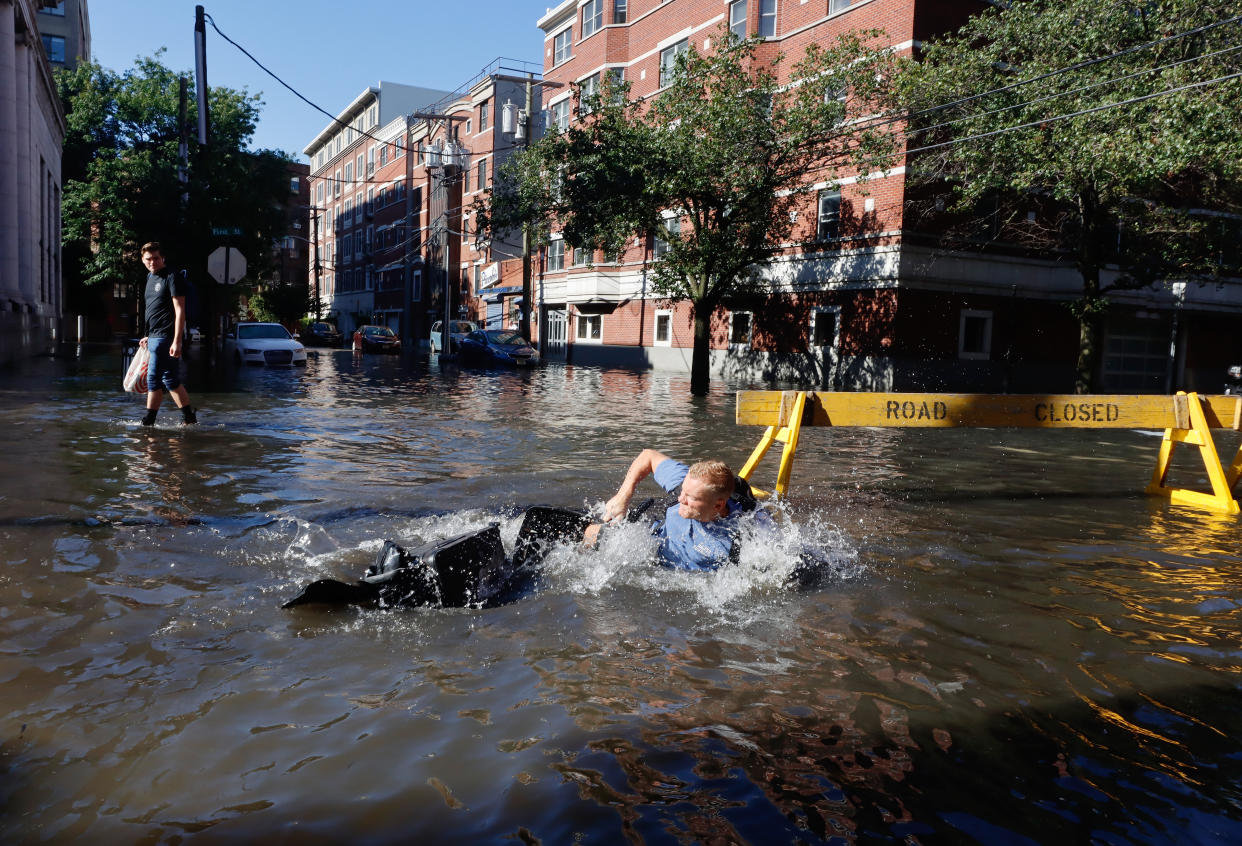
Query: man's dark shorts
145,336,182,392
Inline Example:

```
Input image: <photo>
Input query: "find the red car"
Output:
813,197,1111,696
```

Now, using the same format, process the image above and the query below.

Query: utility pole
311,206,322,319
519,72,533,343
193,5,216,366
412,111,468,356
402,114,416,349
495,72,560,345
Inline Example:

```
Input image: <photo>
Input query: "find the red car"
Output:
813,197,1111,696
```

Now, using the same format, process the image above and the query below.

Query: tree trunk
1074,288,1102,395
690,303,711,396
1074,188,1106,394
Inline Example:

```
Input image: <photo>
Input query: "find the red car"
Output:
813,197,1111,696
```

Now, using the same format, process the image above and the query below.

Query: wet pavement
0,345,1239,843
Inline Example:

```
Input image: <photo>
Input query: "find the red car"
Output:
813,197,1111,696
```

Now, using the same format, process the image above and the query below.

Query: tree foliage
58,53,296,319
481,28,903,394
899,0,1242,392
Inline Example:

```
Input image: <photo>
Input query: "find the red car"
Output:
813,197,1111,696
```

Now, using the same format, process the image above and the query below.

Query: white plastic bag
123,345,149,393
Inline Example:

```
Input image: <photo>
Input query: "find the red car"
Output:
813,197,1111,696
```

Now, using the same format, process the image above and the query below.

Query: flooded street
1,347,1239,844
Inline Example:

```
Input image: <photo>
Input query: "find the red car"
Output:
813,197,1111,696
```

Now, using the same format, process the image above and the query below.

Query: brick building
533,0,1242,393
304,63,543,347
303,81,451,339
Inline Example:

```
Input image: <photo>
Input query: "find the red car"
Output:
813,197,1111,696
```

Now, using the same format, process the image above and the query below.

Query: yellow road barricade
736,391,1242,515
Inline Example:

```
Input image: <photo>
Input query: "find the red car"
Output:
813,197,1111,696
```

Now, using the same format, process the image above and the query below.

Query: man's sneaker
140,409,157,427
181,406,197,425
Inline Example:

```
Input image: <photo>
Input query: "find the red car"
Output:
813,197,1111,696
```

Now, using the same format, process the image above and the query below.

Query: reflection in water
0,350,1239,842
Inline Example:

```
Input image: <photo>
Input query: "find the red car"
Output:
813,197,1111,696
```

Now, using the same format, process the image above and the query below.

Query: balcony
564,273,620,302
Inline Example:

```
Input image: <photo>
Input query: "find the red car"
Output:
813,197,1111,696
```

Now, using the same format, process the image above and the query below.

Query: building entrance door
544,308,568,360
811,306,840,390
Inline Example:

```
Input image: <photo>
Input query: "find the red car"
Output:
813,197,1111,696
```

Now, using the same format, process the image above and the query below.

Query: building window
654,214,680,257
342,198,352,228
758,0,777,37
579,73,600,115
42,34,66,64
817,190,841,241
829,0,852,13
343,162,352,184
41,0,67,14
479,102,489,132
289,176,299,194
614,0,627,24
959,309,993,360
463,163,471,192
729,1,747,39
549,99,571,133
730,312,753,347
367,146,375,176
582,0,604,38
477,159,488,190
380,145,388,167
576,314,602,341
659,40,689,88
547,239,565,271
810,307,839,349
654,309,672,346
553,27,573,66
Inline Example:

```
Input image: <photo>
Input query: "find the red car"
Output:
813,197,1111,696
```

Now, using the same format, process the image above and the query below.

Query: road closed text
1034,401,1121,423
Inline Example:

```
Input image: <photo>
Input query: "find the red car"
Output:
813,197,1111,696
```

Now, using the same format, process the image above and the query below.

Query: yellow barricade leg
1144,392,1241,515
738,391,808,499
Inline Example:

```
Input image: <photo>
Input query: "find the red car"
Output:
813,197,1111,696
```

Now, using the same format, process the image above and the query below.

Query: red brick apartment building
533,0,1242,393
303,63,543,346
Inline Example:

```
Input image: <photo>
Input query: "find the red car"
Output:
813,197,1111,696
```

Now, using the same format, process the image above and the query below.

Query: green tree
900,1,1242,393
58,53,296,329
480,29,902,395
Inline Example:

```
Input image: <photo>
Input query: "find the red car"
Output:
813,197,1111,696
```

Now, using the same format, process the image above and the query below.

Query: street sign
211,226,243,237
207,246,247,285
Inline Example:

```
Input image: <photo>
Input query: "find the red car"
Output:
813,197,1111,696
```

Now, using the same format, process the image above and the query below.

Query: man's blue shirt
651,459,741,572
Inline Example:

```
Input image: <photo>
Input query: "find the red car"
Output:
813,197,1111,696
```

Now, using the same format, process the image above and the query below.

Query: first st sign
207,246,246,285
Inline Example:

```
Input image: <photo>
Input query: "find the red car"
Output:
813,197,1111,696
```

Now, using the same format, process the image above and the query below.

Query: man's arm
170,295,187,358
601,448,671,522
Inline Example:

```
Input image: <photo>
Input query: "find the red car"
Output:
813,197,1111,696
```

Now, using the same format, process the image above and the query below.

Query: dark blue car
459,329,540,367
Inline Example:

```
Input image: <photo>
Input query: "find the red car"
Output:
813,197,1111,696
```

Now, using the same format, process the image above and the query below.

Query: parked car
224,322,308,366
458,329,539,367
1225,364,1241,395
429,320,479,354
353,325,401,354
304,321,343,347
187,326,202,344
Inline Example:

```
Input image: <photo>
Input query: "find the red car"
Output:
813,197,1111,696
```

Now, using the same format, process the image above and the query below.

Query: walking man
138,242,196,426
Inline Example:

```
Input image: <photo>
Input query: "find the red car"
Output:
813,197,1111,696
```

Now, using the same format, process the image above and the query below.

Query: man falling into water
584,449,754,571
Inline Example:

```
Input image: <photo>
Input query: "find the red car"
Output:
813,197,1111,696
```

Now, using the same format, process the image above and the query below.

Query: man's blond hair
686,459,735,501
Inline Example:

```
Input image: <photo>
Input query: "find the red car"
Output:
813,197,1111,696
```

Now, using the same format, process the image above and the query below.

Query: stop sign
207,246,247,285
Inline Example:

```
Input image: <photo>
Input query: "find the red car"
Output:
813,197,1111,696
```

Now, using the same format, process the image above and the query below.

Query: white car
225,322,308,367
429,320,479,353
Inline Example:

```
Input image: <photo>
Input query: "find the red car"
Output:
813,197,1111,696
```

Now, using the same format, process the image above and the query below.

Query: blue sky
90,1,551,159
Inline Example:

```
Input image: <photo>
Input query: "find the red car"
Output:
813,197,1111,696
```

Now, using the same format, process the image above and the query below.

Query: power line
902,12,1242,128
907,42,1242,140
904,70,1242,157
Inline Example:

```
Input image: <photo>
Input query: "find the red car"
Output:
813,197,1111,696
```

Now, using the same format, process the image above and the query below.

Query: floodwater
1,346,1239,845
